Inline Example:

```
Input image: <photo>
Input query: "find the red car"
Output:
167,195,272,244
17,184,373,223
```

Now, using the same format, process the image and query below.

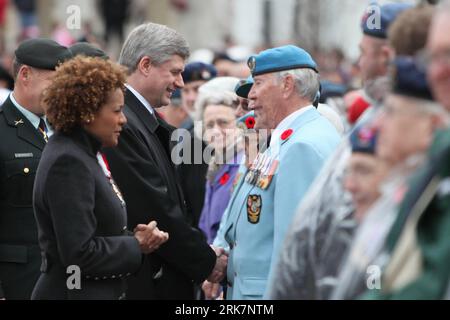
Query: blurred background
0,0,427,94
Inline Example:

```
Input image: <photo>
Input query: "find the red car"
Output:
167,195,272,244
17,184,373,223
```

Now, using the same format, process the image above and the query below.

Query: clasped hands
203,246,228,299
134,221,169,254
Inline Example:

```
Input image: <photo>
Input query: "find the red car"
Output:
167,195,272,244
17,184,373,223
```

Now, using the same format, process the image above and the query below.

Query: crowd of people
0,0,450,300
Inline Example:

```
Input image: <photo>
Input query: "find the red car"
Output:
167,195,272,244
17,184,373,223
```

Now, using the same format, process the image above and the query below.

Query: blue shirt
10,93,54,137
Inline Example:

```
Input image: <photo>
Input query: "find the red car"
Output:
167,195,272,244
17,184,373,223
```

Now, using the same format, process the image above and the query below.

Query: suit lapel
124,89,187,211
2,97,45,150
124,89,159,134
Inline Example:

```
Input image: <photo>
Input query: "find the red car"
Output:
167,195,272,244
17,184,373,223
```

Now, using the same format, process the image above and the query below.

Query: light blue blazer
219,107,341,300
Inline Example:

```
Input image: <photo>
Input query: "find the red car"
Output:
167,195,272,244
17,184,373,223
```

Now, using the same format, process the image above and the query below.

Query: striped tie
38,118,48,143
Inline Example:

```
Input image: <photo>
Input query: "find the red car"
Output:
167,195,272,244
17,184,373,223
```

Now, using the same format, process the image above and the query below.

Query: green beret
15,38,73,70
69,42,109,60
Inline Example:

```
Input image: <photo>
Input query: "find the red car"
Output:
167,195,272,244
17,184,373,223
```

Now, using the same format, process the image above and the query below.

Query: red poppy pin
281,129,293,141
219,172,230,185
245,116,256,129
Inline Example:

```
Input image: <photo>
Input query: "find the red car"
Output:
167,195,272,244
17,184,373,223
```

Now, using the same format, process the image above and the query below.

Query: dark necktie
38,118,48,143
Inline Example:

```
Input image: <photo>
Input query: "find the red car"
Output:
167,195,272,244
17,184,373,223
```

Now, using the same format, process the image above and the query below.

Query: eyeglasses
204,118,235,130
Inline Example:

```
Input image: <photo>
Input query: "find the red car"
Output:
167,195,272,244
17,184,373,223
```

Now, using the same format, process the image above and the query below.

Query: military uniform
0,38,71,299
223,107,340,299
0,98,46,299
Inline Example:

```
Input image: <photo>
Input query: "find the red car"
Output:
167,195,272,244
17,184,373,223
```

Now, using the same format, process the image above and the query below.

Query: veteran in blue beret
207,45,341,300
235,76,253,99
345,125,387,221
0,38,72,299
234,76,254,118
359,2,412,84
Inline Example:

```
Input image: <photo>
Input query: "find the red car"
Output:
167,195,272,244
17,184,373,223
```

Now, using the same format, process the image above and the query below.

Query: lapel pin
14,119,24,126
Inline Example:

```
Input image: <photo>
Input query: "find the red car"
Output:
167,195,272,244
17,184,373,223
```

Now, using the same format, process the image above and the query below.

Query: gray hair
275,68,320,102
194,91,239,122
119,22,190,74
193,90,239,140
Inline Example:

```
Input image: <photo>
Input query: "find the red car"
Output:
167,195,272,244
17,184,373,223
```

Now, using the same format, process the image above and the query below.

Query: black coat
0,97,45,299
103,89,216,300
31,128,143,300
176,126,209,228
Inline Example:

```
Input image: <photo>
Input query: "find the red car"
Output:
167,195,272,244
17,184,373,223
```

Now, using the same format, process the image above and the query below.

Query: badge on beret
247,56,256,73
247,194,262,224
201,70,211,80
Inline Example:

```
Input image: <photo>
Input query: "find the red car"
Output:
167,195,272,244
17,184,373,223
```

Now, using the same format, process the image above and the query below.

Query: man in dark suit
0,38,72,299
104,22,227,300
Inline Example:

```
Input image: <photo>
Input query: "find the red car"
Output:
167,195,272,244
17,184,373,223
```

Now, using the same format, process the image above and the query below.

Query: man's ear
137,56,152,76
380,44,394,69
282,74,296,98
18,65,31,84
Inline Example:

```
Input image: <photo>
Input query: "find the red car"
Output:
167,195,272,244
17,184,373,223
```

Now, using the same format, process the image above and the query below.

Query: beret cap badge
247,56,256,73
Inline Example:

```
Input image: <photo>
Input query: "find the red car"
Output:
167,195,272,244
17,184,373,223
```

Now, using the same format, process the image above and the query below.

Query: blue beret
391,56,433,101
350,125,378,154
182,62,217,83
247,45,318,76
361,3,412,39
235,76,253,98
15,38,72,70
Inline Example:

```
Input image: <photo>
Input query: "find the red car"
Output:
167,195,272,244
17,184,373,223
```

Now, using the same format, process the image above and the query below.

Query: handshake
203,246,228,299
133,221,169,254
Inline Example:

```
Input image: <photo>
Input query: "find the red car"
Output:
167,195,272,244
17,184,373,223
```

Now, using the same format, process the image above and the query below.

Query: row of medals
245,150,279,190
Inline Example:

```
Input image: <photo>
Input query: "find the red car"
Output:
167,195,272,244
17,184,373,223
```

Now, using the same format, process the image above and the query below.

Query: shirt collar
270,105,313,147
125,84,154,115
10,92,54,137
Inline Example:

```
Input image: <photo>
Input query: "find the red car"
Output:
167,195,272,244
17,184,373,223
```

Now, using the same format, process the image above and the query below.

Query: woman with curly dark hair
31,56,169,300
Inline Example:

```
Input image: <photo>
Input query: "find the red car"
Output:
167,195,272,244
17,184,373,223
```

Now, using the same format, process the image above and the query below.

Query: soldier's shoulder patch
247,194,262,224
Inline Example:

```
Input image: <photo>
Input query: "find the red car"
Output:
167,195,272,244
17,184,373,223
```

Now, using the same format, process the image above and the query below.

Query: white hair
275,68,320,102
198,77,240,96
193,90,239,140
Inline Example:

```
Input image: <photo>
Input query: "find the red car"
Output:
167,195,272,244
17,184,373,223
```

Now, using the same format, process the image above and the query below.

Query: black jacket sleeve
45,154,143,278
104,127,216,283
